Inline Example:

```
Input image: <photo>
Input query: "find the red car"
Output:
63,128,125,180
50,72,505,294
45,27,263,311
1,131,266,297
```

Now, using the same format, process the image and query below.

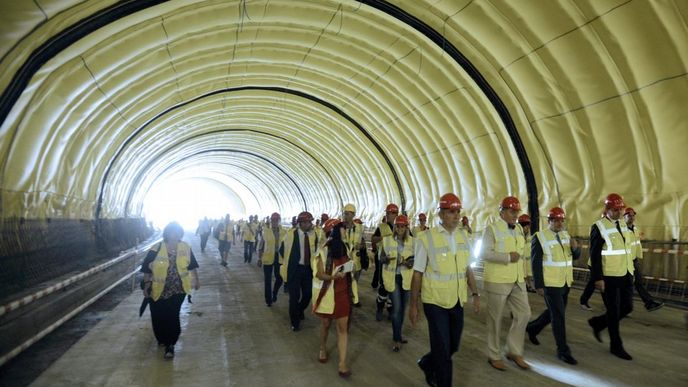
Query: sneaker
164,345,174,359
579,302,593,311
646,301,664,312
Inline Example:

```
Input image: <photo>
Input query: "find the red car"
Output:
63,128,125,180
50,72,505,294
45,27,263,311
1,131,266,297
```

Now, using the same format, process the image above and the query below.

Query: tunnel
0,1,687,386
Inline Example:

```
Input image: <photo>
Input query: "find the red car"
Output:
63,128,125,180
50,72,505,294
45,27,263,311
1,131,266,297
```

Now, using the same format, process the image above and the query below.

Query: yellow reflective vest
311,246,359,313
418,227,470,308
412,225,429,237
628,226,643,260
381,235,414,292
483,220,526,283
149,242,192,301
595,218,635,277
343,223,364,271
261,226,287,265
219,221,234,242
523,234,533,277
535,229,574,287
280,229,319,283
379,222,393,238
242,222,257,242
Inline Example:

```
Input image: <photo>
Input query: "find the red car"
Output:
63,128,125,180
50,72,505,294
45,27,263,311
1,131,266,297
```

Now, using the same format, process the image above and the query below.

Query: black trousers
288,265,312,328
633,260,654,306
371,252,381,288
149,293,186,346
200,233,209,251
420,302,464,387
263,262,283,305
527,286,571,355
244,241,255,262
580,266,596,305
589,274,634,350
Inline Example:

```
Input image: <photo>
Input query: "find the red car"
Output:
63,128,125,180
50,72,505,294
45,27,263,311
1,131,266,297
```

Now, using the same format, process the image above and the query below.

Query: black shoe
266,303,272,307
557,353,578,365
646,301,664,312
588,319,603,343
164,345,175,359
272,294,278,303
221,261,228,267
610,347,632,360
417,356,437,387
291,325,300,332
354,302,362,308
527,330,540,345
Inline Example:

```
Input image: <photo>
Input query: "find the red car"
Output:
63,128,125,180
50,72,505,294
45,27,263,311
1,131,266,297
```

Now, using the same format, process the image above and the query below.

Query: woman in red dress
313,218,356,378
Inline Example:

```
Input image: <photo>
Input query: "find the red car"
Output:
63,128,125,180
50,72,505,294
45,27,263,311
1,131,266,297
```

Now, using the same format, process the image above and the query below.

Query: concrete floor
29,234,688,387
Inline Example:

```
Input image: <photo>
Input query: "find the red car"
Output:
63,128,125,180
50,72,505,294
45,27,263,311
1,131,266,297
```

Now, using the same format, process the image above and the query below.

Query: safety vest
483,220,526,283
279,229,319,283
343,223,364,271
379,222,393,238
595,218,635,277
418,227,470,308
242,222,257,242
535,229,574,287
381,236,414,292
219,222,234,242
149,242,192,301
261,226,287,265
628,226,643,260
412,225,428,237
523,234,533,277
311,247,359,313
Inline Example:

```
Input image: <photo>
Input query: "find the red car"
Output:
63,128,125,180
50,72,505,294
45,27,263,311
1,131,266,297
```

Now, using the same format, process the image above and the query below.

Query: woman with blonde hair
313,218,358,378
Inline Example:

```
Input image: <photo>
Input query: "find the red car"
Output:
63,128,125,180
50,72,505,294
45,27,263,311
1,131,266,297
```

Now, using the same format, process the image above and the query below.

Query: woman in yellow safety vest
380,215,415,352
313,218,357,378
141,222,199,359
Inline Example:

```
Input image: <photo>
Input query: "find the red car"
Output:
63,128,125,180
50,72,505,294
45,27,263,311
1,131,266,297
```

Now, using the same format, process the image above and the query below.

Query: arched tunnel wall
1,0,687,295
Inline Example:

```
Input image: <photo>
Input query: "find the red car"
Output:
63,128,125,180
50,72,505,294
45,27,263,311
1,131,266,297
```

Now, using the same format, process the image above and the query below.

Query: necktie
304,232,311,268
615,221,625,242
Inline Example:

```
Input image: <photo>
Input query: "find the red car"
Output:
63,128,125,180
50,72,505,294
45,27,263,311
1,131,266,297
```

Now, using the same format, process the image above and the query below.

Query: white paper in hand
335,260,354,274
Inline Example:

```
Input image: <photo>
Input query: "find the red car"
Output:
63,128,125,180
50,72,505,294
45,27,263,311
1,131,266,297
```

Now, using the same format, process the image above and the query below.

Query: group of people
142,191,664,386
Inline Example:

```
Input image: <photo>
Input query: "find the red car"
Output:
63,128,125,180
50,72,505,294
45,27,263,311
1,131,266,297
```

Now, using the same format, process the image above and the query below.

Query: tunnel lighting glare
527,359,615,387
472,238,482,259
143,178,243,230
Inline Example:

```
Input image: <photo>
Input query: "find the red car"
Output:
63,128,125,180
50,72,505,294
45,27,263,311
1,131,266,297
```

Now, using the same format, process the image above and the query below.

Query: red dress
316,255,351,319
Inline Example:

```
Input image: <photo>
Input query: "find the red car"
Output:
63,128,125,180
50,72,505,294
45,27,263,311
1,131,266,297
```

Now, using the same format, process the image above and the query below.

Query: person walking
409,193,479,387
526,207,580,365
313,218,358,378
624,207,664,311
587,193,637,360
140,222,199,359
218,214,234,267
372,203,399,320
480,196,531,371
258,212,287,307
196,217,211,253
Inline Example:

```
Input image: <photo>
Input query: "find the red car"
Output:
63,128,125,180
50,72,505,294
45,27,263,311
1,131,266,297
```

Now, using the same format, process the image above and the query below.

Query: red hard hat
323,218,342,234
439,193,462,210
517,214,531,224
604,193,625,210
321,213,329,222
297,211,313,222
624,207,636,216
385,203,399,213
270,212,281,220
500,196,521,211
548,207,566,220
418,213,427,221
394,215,409,226
353,218,363,225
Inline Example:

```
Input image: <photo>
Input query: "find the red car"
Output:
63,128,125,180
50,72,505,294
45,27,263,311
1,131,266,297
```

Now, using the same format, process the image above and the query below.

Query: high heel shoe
338,370,352,378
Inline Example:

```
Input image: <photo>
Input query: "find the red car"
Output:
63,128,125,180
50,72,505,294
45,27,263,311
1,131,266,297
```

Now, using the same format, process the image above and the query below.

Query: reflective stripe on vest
420,227,469,308
262,227,286,265
536,229,573,287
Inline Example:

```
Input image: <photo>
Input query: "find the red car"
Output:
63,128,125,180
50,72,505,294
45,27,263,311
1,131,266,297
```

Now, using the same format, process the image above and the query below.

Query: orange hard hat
353,218,363,225
418,213,427,221
270,212,281,220
439,193,462,210
517,214,531,224
624,207,636,216
394,215,409,226
323,218,342,234
320,213,329,222
548,207,566,220
385,203,399,213
604,193,625,210
500,196,521,211
297,211,313,222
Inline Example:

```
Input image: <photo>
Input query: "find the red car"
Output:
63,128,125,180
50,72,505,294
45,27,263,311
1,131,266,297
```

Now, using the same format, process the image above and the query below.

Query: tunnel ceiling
1,0,687,239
